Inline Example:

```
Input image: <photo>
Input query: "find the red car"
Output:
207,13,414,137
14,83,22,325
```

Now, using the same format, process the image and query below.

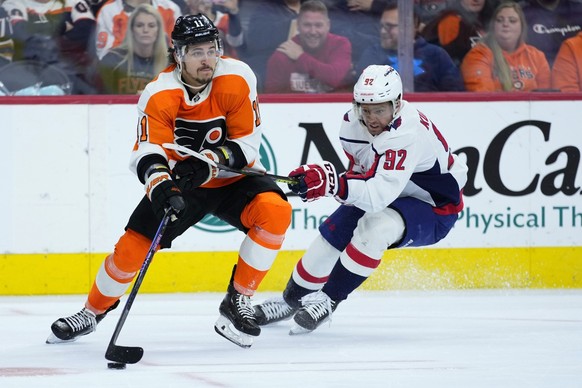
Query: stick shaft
105,210,172,364
162,143,298,184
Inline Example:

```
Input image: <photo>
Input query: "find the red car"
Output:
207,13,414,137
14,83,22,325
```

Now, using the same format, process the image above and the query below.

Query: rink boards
0,93,580,294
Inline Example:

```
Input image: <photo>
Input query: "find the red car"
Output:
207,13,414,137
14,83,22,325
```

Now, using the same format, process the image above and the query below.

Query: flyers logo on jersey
174,117,226,151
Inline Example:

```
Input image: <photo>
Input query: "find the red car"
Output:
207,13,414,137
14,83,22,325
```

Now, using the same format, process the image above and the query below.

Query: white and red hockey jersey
338,100,468,214
94,0,181,59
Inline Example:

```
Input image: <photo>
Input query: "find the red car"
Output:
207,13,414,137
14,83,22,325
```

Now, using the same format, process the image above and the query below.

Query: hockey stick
104,209,172,365
162,143,299,185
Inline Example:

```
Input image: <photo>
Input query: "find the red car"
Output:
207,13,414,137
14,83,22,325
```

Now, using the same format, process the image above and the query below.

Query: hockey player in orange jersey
47,14,292,349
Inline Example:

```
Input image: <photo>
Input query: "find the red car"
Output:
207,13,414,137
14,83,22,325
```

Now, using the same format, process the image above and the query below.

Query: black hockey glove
145,168,186,221
174,158,211,191
173,150,220,191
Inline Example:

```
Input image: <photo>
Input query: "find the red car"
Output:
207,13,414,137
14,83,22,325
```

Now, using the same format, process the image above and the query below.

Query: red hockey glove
145,169,186,221
288,162,341,202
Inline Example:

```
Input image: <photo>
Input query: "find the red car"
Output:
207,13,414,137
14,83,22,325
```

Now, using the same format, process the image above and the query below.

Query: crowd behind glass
0,0,580,96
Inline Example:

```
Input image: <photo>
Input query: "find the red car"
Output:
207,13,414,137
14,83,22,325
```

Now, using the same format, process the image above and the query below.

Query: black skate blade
105,345,144,364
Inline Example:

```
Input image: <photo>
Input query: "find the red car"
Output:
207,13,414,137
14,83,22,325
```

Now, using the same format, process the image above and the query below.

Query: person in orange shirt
47,14,292,349
461,1,550,92
551,31,582,92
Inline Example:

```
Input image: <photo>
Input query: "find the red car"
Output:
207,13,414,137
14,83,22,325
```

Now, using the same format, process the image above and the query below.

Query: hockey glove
288,162,342,202
145,169,186,221
173,150,220,191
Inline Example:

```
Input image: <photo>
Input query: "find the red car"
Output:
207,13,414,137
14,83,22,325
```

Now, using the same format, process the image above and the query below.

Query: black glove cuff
137,154,169,184
215,146,232,166
145,163,169,178
222,140,247,169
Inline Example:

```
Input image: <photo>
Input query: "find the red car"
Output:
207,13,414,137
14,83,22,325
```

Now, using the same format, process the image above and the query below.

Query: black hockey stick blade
104,210,172,365
105,344,144,364
104,302,145,364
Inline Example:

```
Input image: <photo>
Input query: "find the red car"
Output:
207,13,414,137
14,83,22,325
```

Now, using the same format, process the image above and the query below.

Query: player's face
360,102,394,136
380,9,399,50
298,11,330,51
493,7,522,52
179,41,219,87
132,13,159,47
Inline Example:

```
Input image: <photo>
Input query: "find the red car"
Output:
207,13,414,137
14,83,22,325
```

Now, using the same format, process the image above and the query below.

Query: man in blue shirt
355,3,465,92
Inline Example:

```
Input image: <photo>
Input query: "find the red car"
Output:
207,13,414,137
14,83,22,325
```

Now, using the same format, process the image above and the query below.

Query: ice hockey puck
107,362,126,370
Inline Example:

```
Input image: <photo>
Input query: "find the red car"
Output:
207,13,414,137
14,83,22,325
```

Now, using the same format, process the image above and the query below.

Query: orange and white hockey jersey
129,56,264,189
95,0,181,59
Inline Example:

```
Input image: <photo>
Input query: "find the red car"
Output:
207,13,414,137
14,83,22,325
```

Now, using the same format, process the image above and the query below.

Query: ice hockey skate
254,298,297,325
214,267,261,348
289,291,340,335
46,300,120,344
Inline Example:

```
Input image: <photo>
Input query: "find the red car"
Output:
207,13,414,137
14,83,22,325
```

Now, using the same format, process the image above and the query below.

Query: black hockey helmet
171,14,222,52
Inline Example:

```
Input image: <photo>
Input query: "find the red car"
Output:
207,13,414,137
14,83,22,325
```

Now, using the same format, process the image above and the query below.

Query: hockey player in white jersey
254,64,468,334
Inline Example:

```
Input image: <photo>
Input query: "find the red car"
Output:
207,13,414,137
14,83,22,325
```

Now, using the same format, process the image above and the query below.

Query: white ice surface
0,290,581,388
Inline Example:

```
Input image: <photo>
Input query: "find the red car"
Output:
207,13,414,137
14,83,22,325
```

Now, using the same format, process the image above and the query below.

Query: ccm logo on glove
288,162,344,202
322,162,336,195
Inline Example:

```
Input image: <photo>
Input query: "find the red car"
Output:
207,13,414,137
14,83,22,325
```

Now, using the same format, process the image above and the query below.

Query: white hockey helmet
353,65,403,117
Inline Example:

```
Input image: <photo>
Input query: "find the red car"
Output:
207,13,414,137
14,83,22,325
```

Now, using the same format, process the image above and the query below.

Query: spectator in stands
87,0,109,16
1,0,100,94
461,1,551,91
98,3,168,94
323,0,390,65
0,46,72,95
264,0,352,93
170,0,189,14
551,31,582,92
239,0,301,92
520,0,582,65
415,0,449,32
422,0,494,67
356,3,465,91
0,4,12,66
355,4,465,92
2,0,95,60
184,0,243,58
95,0,181,59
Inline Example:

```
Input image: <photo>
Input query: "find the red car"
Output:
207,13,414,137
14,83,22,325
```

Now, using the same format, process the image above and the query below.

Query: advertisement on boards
0,99,580,254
